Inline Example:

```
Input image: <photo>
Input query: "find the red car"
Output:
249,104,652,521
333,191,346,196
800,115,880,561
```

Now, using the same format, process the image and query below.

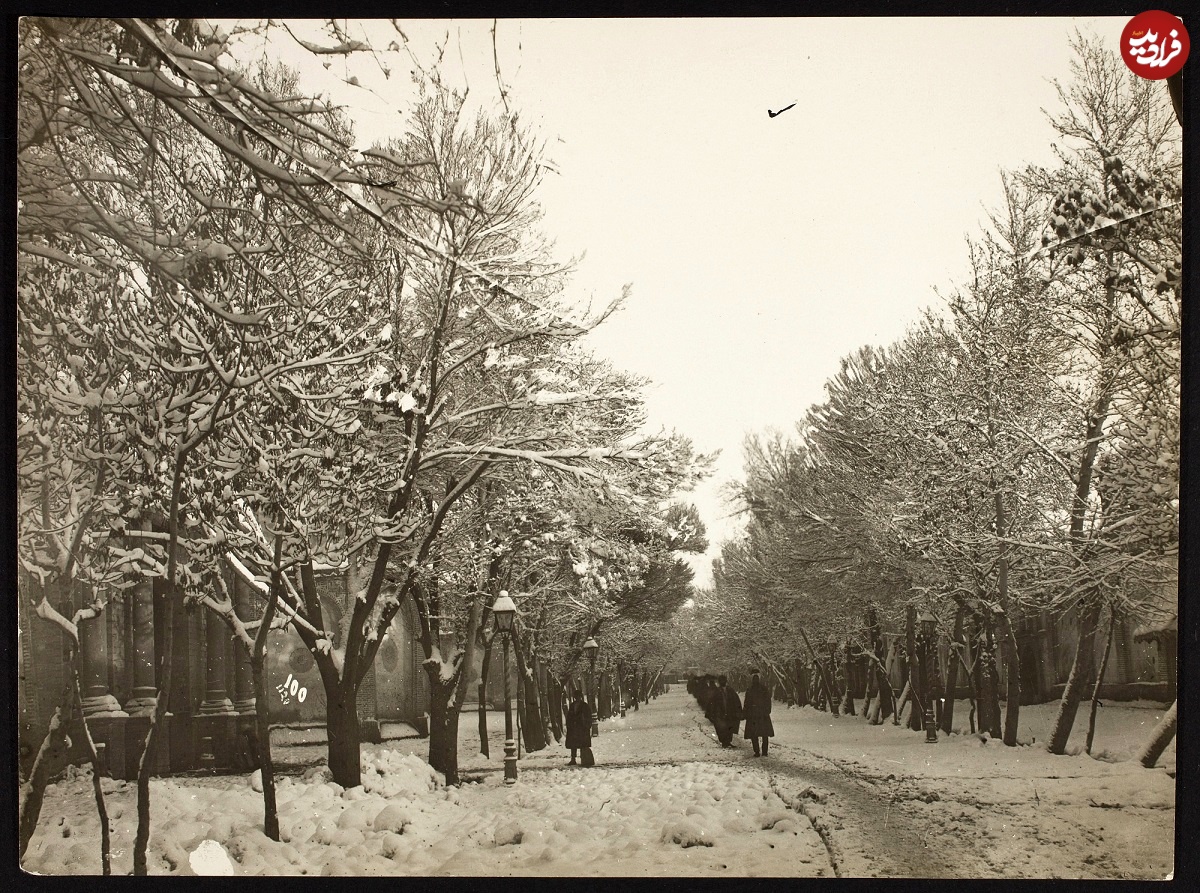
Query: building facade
17,565,428,780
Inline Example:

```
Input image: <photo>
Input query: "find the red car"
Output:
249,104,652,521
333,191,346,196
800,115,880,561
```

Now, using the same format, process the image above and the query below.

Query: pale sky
251,16,1130,586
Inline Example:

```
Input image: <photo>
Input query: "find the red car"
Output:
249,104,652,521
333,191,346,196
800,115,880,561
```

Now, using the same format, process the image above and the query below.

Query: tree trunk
1137,700,1177,768
599,672,611,719
797,628,838,715
249,526,283,840
906,607,922,731
515,648,524,756
535,657,555,743
971,634,987,733
655,666,666,698
957,613,981,734
426,674,461,784
477,637,492,757
884,639,901,724
980,619,1002,739
994,489,1020,746
614,662,625,714
135,452,195,876
1000,611,1021,747
18,621,78,860
326,686,363,788
864,611,880,722
1047,596,1103,754
72,656,112,874
896,679,912,722
824,658,839,715
546,674,563,742
626,668,639,709
809,663,823,709
250,652,279,840
134,585,173,877
840,643,856,716
970,613,992,736
861,649,898,726
864,645,882,723
512,637,546,752
877,644,895,723
759,655,792,707
1047,269,1116,751
1085,608,1117,755
940,603,966,734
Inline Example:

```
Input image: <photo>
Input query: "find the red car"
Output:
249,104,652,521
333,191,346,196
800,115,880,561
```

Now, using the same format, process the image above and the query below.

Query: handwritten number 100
280,672,308,702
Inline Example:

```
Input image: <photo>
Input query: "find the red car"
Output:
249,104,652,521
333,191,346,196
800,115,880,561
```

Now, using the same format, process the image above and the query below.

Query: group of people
565,670,776,767
689,671,775,756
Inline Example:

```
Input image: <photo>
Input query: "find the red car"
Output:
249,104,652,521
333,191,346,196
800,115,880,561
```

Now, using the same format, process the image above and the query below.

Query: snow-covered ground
21,689,1174,878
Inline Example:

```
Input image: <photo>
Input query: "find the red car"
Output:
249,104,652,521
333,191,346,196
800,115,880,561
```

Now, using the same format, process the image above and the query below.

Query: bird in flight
768,102,797,118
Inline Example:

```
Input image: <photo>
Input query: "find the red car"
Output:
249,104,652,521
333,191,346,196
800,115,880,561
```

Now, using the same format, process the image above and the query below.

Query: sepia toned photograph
14,14,1182,879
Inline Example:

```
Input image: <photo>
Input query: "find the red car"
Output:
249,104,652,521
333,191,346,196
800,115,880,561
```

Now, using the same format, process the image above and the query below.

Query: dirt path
761,742,969,878
675,707,969,877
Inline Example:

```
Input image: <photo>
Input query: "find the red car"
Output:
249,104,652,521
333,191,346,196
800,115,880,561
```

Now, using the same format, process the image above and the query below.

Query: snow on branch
279,22,368,55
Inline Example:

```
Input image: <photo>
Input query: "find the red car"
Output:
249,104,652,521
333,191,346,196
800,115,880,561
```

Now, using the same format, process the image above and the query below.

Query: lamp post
918,611,939,744
583,637,599,737
492,592,518,783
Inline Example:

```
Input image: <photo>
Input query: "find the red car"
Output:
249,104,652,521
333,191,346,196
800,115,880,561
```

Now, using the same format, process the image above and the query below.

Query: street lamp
583,637,599,737
492,592,518,783
918,611,938,744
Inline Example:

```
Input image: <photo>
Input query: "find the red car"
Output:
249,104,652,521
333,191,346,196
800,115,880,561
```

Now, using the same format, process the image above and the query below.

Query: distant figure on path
707,675,743,747
565,689,593,766
743,670,775,756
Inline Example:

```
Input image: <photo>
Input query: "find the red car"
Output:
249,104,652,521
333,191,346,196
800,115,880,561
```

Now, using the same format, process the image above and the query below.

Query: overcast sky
258,16,1130,586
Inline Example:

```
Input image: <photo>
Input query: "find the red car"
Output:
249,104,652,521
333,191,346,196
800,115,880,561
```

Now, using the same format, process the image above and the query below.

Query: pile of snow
22,750,823,876
189,840,235,876
22,749,465,876
421,761,827,876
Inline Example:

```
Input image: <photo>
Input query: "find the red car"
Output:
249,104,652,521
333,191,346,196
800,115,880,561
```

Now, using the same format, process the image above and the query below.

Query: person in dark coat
564,689,592,765
742,670,775,756
708,675,743,747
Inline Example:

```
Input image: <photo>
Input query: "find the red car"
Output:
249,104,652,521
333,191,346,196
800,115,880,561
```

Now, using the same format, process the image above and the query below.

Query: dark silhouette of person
743,670,775,756
565,689,592,765
707,675,743,747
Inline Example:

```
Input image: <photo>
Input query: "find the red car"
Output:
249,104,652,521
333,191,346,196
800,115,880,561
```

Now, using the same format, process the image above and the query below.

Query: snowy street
22,688,1174,878
17,15,1181,885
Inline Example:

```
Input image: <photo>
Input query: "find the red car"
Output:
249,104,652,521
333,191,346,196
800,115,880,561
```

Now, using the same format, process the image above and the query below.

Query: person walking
709,675,743,747
565,688,593,766
743,670,775,756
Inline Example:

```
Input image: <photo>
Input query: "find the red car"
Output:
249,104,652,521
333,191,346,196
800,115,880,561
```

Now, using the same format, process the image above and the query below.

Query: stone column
123,575,158,716
199,609,236,715
80,602,127,718
120,529,166,778
79,596,128,779
231,575,257,715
